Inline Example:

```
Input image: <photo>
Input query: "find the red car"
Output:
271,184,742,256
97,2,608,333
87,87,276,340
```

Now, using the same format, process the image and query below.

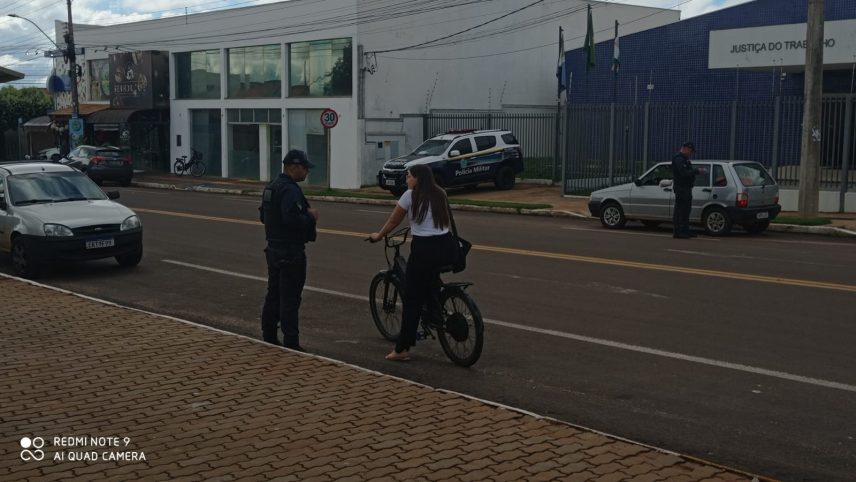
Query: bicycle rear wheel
190,160,207,177
173,160,185,176
369,272,403,341
437,288,484,367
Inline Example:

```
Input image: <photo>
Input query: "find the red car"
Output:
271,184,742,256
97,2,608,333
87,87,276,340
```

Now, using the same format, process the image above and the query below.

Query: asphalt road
7,186,856,481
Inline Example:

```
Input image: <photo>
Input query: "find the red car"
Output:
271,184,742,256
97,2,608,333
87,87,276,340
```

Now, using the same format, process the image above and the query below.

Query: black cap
682,142,696,152
283,149,315,168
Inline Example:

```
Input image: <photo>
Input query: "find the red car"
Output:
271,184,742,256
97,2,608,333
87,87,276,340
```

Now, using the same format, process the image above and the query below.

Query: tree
324,40,352,96
0,86,53,133
0,86,53,160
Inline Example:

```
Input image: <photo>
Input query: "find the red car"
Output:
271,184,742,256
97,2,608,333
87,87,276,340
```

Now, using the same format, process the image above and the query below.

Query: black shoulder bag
447,201,472,273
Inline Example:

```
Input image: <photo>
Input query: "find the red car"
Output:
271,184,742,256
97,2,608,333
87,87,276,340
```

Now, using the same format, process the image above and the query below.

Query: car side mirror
658,179,673,188
106,191,120,200
449,150,461,158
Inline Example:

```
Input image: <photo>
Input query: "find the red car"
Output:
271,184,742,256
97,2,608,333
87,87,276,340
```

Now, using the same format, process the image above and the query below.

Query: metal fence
423,112,562,180
564,95,856,202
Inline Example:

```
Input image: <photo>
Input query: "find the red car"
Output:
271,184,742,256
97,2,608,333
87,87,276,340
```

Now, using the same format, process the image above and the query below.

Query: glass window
713,165,728,187
693,164,711,187
289,38,352,97
733,162,775,186
412,139,450,156
501,133,518,144
89,59,110,101
451,139,473,155
8,172,106,205
190,109,222,176
639,164,673,186
288,109,329,186
176,50,221,99
474,136,497,151
227,45,281,98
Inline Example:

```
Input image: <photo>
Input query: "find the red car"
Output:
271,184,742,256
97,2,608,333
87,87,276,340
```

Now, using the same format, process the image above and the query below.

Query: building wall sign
109,51,170,109
708,19,856,69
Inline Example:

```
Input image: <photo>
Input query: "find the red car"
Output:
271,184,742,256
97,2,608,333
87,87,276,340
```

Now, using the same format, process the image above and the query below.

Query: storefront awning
22,115,52,129
48,104,111,119
0,65,24,83
86,109,142,125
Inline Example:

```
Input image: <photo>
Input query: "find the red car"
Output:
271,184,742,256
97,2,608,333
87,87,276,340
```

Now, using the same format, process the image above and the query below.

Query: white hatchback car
588,160,781,235
0,162,143,277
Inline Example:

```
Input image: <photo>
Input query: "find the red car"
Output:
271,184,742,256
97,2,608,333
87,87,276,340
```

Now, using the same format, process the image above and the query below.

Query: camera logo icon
20,437,45,461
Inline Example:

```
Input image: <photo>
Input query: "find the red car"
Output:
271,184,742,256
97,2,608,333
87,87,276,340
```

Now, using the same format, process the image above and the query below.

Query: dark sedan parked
61,145,134,186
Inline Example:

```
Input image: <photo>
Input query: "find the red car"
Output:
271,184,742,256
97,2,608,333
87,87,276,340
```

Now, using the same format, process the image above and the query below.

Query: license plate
108,160,124,166
756,211,769,219
85,237,115,249
385,179,397,186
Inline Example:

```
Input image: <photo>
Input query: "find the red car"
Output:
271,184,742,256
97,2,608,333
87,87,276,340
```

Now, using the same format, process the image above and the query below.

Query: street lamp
7,14,60,49
8,8,81,149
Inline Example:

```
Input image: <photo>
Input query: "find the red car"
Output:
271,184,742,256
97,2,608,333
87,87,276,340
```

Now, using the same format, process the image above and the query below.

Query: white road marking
561,226,720,241
163,258,856,393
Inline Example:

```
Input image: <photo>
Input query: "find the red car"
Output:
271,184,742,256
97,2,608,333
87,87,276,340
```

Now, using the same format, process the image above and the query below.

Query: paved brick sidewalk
1,276,768,481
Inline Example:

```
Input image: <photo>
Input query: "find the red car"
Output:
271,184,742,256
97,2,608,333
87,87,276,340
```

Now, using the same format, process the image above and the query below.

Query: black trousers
396,233,455,353
673,189,692,235
261,245,307,344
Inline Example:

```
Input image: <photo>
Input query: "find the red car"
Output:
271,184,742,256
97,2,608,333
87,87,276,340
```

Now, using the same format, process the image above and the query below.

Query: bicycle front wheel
369,272,403,341
173,160,185,176
190,160,206,177
438,288,484,367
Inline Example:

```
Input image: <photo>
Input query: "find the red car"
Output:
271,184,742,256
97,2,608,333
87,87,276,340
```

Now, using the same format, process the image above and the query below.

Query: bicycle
368,227,484,367
174,148,206,177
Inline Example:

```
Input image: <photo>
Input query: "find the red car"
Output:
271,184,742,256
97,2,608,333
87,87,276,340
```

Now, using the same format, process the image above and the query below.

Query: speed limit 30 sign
320,108,339,129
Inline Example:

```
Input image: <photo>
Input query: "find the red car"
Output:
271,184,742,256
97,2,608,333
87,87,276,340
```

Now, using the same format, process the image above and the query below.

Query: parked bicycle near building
174,148,206,177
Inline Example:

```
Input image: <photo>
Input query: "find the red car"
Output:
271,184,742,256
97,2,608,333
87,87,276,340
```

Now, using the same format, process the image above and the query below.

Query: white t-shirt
398,190,450,237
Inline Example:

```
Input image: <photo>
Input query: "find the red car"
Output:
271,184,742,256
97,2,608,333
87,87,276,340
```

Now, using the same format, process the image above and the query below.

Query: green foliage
0,86,53,133
324,40,352,96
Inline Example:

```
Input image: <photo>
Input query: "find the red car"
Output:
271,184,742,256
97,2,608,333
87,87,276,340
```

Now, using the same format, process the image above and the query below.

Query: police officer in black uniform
259,149,318,351
671,141,698,239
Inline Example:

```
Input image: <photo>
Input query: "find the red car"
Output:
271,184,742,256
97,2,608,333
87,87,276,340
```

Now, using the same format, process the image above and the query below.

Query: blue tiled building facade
564,0,856,104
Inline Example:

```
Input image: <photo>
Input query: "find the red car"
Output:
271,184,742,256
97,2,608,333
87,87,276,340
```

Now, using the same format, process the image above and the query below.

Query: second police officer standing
259,149,319,351
670,141,699,239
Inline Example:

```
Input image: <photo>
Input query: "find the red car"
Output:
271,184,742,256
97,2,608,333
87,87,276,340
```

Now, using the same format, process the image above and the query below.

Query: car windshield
8,172,108,205
412,139,451,156
733,162,775,187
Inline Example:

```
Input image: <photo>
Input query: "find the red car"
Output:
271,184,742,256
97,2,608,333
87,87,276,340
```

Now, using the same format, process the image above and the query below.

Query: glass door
287,109,329,187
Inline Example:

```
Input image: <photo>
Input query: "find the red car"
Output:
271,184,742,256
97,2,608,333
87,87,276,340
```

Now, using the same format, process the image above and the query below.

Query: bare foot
385,350,411,361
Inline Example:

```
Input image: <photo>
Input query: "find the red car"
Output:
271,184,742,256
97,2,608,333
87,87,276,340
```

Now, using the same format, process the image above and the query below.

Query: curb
131,180,855,237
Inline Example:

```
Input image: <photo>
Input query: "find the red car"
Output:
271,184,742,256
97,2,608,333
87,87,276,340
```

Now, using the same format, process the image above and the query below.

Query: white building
51,0,678,188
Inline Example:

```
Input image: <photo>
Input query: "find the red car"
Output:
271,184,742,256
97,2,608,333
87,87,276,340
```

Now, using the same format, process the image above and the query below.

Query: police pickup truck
377,129,523,196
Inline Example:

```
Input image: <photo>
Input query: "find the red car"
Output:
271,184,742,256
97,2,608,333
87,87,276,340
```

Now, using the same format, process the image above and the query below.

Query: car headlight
44,223,74,237
121,215,141,231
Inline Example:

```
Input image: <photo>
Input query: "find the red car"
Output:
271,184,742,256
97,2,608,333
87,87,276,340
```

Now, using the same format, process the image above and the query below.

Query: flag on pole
584,4,596,71
556,26,566,98
612,20,620,75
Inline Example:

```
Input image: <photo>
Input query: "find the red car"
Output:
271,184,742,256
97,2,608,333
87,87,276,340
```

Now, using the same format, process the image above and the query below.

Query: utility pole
65,0,82,149
798,0,824,217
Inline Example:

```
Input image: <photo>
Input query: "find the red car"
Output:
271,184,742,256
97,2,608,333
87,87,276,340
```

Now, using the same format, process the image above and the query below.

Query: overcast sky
1,0,752,88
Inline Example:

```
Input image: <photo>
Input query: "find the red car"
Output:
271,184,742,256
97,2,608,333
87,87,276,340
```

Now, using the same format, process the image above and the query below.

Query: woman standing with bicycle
369,164,457,361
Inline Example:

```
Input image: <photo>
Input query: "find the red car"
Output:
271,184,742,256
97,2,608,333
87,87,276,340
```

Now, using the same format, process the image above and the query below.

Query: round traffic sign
320,108,339,129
